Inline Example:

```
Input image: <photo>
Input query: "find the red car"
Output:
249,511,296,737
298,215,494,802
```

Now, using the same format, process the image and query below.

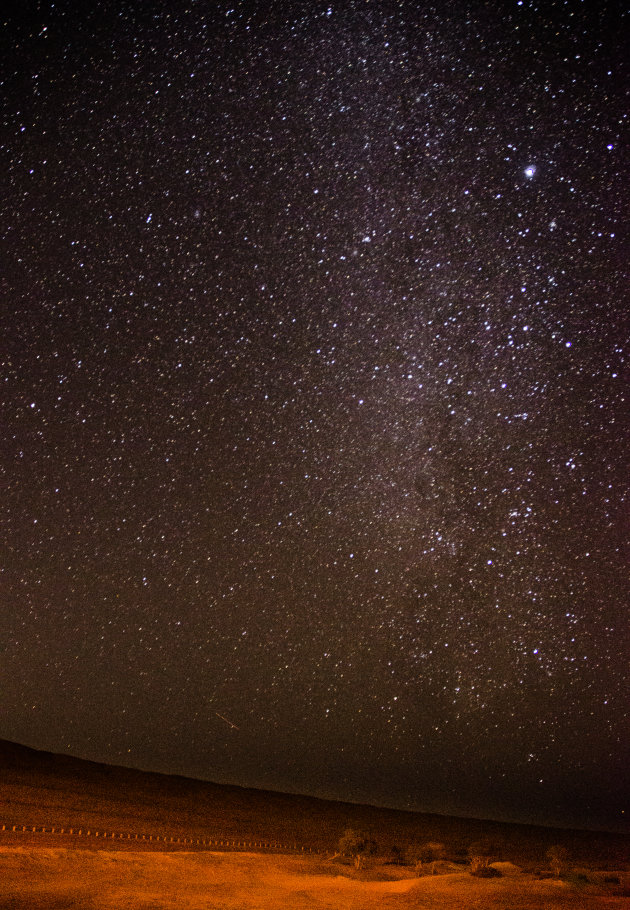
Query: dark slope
0,739,627,864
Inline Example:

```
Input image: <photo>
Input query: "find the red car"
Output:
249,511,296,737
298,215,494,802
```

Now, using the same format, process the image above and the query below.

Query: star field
1,0,628,831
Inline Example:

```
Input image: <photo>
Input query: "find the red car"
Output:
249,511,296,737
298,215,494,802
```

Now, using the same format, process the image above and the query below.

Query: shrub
546,845,569,877
468,838,497,874
337,829,377,869
470,864,502,878
415,841,446,875
562,871,589,887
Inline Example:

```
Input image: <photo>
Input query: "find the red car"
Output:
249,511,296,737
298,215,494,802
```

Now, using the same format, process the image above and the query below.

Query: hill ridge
1,738,628,865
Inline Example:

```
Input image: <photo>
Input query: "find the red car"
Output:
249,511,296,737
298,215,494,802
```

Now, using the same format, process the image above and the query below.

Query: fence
0,823,318,854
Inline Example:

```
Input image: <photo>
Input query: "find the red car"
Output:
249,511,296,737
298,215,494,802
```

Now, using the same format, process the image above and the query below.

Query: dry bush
410,841,447,875
470,859,502,877
337,829,377,869
469,838,502,877
546,844,569,877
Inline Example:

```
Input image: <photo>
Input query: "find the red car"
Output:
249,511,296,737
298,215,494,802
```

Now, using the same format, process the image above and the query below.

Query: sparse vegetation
413,840,447,875
2,737,629,910
562,870,590,888
1,847,628,909
471,863,502,878
337,828,377,869
547,844,570,877
387,844,405,865
468,838,498,876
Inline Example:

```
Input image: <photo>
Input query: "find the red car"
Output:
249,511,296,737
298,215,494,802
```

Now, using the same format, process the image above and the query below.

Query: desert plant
561,871,589,887
470,864,502,878
546,845,569,877
337,829,377,869
468,838,496,875
416,841,446,874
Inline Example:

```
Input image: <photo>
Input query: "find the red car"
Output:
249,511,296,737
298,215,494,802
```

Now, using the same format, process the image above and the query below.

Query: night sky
1,1,628,833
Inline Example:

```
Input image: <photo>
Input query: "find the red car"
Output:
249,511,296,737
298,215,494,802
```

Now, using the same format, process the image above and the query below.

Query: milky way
1,1,628,831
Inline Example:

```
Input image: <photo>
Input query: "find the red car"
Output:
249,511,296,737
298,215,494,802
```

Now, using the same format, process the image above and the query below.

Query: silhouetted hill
0,739,627,866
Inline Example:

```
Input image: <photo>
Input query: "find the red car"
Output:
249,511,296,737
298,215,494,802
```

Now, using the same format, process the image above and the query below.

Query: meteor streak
215,712,240,730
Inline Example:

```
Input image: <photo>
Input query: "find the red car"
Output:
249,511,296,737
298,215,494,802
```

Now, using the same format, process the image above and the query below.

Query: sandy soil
0,847,627,909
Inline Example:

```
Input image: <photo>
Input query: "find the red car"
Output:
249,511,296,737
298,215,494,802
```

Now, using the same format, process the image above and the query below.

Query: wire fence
0,823,319,853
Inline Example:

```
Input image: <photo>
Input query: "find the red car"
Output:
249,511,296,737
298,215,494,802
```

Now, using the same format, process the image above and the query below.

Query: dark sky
1,0,628,833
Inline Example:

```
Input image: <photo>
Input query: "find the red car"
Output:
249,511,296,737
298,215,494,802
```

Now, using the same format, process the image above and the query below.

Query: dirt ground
0,847,627,909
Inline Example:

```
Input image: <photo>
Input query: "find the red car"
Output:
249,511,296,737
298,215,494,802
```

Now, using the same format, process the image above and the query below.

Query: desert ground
2,741,628,908
1,847,628,910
